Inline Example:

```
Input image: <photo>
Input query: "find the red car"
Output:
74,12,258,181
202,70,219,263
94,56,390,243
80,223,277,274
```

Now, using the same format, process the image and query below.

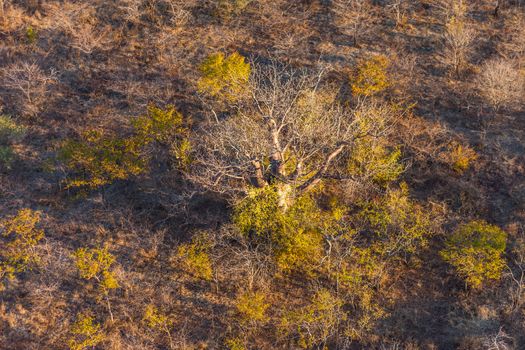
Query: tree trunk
250,160,267,188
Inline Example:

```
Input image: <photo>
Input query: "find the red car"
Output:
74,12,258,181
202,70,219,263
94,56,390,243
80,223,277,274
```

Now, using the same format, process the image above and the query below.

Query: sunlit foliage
59,106,189,189
235,290,270,324
68,313,105,350
0,208,44,283
360,183,433,256
351,55,390,97
280,289,344,349
198,52,251,102
441,220,507,288
177,232,214,281
73,246,119,294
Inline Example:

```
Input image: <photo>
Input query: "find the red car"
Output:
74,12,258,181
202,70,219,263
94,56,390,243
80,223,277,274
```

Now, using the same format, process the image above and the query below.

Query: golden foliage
68,313,105,350
441,220,507,288
177,233,214,281
73,246,119,294
198,52,251,102
0,208,44,283
351,55,390,97
235,291,270,324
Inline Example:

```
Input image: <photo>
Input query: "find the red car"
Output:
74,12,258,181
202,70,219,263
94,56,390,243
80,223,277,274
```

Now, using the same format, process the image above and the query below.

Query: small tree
0,208,44,285
176,233,214,281
333,0,374,47
351,55,390,97
441,220,507,288
1,62,57,117
143,304,175,348
476,58,524,112
73,247,119,321
68,313,105,350
280,289,344,349
198,52,251,102
59,105,189,190
442,15,474,77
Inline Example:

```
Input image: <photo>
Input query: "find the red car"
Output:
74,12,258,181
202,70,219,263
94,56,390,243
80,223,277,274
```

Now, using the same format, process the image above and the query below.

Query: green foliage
143,304,173,331
132,105,188,146
348,137,404,184
0,115,26,143
445,142,477,174
59,106,189,189
0,209,44,283
215,0,253,19
235,291,270,324
198,52,251,102
68,313,105,350
0,115,26,170
360,183,433,256
73,246,119,294
26,25,37,44
331,246,387,340
177,233,213,281
280,289,344,349
351,55,390,97
59,129,145,189
226,337,246,350
0,145,15,169
233,186,328,273
440,220,507,288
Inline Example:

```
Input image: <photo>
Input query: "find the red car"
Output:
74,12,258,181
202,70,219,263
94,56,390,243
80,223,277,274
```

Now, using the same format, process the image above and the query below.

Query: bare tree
46,2,110,55
189,62,398,202
1,62,57,117
442,14,475,76
332,0,374,46
476,58,524,111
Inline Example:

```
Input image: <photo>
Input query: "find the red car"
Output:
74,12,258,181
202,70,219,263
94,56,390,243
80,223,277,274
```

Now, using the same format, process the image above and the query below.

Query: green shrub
68,313,105,350
441,220,507,288
26,25,37,44
351,55,390,97
176,233,214,281
73,246,119,294
59,106,189,189
348,137,404,184
233,186,330,273
215,0,253,19
59,129,146,189
236,290,270,324
280,289,344,349
0,115,26,143
0,145,15,169
0,208,44,284
198,52,251,102
360,183,433,256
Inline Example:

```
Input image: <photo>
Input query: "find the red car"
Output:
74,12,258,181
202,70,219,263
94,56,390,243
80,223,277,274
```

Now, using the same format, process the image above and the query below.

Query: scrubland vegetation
0,0,525,349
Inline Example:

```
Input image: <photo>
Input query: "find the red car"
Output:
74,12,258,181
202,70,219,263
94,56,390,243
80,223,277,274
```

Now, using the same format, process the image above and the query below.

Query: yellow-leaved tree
198,52,251,102
441,220,507,288
0,208,44,285
73,247,119,321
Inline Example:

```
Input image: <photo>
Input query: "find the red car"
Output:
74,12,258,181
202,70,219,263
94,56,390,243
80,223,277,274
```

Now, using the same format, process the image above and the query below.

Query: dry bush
1,62,57,117
44,2,111,55
476,58,524,111
499,10,525,64
332,0,375,46
441,14,475,76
